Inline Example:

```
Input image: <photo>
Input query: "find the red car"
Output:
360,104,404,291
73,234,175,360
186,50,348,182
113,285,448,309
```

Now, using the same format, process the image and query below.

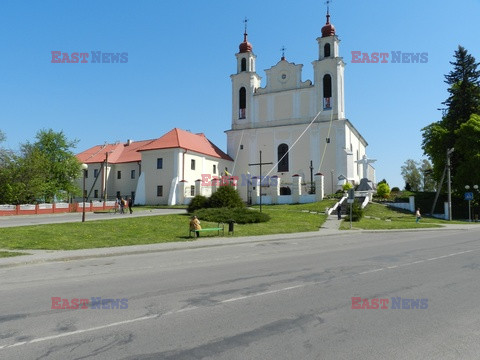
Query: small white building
77,128,233,205
226,10,375,201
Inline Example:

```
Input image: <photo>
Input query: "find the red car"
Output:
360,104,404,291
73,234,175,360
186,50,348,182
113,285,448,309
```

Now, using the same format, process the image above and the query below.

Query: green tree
419,159,435,191
422,46,480,190
454,114,480,188
401,159,422,191
20,129,81,202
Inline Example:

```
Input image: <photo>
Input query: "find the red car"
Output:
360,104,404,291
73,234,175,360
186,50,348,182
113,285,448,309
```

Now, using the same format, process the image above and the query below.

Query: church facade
226,11,374,201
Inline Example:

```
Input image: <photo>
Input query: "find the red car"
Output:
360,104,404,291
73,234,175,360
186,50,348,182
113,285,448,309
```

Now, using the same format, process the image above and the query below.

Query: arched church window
323,74,332,109
324,43,331,58
278,143,289,172
241,58,247,72
239,87,246,119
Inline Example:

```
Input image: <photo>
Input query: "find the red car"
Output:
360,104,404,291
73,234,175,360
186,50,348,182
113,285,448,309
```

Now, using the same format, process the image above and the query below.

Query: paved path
0,208,186,228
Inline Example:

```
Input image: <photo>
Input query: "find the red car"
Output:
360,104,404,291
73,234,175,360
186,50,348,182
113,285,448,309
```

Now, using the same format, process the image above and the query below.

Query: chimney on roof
126,139,133,146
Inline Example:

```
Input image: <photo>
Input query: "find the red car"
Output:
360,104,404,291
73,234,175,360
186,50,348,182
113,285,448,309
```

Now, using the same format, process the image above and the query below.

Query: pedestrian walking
415,208,421,223
119,197,125,214
337,204,342,220
127,197,133,214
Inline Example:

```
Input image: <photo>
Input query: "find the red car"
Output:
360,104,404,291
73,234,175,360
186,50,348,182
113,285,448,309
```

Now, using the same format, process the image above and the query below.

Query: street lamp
81,163,88,222
475,185,479,222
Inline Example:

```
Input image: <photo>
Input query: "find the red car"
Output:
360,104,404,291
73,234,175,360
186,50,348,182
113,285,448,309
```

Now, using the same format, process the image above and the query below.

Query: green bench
189,223,224,238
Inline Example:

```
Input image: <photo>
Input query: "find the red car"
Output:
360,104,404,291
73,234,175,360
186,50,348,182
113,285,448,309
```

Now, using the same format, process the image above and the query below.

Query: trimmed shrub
391,187,400,193
195,207,270,224
208,185,245,209
187,195,208,213
345,200,364,222
376,183,390,199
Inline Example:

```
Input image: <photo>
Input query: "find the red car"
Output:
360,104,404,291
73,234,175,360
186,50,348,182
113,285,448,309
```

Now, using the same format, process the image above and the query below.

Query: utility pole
104,151,109,202
447,148,454,221
248,151,273,213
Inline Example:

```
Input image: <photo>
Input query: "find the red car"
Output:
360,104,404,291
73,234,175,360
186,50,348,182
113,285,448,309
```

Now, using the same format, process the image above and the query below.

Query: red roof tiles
76,128,232,164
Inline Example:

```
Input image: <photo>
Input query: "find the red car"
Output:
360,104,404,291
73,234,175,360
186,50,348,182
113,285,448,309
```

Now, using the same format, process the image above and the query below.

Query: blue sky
1,0,479,188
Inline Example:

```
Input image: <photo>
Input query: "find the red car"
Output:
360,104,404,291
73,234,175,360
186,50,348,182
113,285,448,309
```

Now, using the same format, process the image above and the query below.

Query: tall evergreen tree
422,46,480,191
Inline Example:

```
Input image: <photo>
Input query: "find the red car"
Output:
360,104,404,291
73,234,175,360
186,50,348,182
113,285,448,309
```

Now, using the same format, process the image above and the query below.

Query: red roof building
76,128,233,205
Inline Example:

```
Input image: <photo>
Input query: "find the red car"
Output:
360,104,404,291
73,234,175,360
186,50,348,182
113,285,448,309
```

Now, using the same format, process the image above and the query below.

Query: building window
157,158,163,169
131,191,135,201
94,190,98,198
241,58,247,72
240,145,244,150
117,171,121,179
116,191,121,199
213,164,216,174
131,170,135,179
323,74,332,109
157,185,163,197
278,143,289,172
191,159,195,170
94,169,99,178
324,43,331,58
85,170,88,178
83,190,87,198
239,87,246,119
190,185,195,196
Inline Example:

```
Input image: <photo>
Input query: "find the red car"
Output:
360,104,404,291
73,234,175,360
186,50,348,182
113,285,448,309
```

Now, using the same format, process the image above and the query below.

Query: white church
77,10,375,205
226,10,374,202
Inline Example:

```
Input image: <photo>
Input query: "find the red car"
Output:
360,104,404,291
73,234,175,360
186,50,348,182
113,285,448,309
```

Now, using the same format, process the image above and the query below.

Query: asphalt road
1,228,480,359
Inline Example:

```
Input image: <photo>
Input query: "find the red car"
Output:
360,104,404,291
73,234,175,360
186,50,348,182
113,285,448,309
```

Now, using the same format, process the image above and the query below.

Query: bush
187,195,208,213
391,187,400,192
342,183,353,191
195,207,270,224
208,185,245,209
376,183,391,198
345,200,364,222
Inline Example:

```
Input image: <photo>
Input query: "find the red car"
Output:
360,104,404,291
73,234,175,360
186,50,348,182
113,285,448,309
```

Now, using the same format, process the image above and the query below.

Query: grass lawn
0,200,335,251
339,202,467,230
0,251,29,258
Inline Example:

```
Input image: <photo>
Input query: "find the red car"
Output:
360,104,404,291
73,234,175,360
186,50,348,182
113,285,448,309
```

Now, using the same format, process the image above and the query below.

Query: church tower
312,9,346,121
230,22,262,129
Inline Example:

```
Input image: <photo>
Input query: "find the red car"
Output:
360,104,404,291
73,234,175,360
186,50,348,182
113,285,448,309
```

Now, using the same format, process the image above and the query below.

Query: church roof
321,11,336,37
77,128,232,164
239,32,253,53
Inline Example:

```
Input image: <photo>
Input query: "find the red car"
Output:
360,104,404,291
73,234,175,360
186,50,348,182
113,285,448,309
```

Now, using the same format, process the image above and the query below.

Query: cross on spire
325,0,332,14
281,46,286,60
243,17,248,34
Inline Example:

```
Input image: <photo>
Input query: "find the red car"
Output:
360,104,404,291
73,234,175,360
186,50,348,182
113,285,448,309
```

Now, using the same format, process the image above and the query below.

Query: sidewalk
0,208,186,228
1,216,477,269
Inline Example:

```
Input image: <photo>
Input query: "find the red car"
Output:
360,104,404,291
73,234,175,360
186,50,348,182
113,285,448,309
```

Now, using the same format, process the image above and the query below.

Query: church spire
321,1,336,37
239,17,253,53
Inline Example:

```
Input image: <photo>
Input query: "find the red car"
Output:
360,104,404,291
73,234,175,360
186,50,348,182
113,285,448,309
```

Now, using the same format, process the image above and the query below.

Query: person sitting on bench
189,215,202,238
